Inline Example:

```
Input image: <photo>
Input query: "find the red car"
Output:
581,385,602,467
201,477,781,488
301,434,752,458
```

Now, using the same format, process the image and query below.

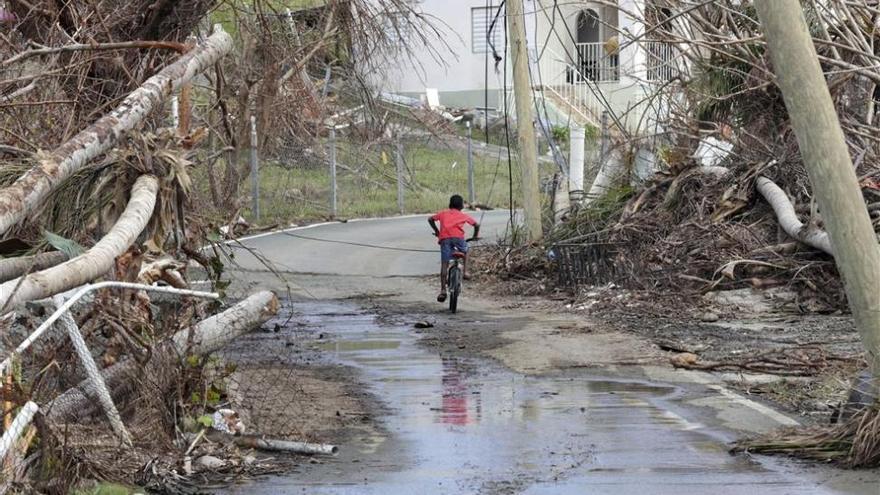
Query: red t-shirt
431,209,477,240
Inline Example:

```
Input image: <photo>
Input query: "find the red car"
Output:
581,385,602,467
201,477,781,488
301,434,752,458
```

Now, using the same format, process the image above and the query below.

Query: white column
568,126,585,202
618,0,647,85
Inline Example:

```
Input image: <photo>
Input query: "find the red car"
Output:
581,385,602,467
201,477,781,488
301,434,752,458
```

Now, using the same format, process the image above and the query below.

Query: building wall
370,0,511,109
368,0,650,125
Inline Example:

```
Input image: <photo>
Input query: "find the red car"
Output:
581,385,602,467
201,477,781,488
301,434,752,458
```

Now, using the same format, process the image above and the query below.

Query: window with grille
472,6,505,54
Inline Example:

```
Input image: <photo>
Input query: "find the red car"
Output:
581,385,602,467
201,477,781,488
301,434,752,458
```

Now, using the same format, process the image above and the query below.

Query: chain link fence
248,125,534,226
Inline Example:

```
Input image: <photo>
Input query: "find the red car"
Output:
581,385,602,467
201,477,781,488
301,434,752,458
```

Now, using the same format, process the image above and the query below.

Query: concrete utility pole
467,121,475,205
507,0,542,241
569,125,585,203
755,0,880,378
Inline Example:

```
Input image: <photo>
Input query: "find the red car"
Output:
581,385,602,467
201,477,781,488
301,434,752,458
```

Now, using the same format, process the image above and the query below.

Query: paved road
226,213,878,495
230,210,513,277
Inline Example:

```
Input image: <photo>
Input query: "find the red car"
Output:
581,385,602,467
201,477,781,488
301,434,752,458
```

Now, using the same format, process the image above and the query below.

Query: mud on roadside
216,298,388,484
463,270,866,423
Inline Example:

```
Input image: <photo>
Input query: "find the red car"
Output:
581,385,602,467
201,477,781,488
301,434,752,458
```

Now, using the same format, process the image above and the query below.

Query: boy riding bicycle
428,194,480,303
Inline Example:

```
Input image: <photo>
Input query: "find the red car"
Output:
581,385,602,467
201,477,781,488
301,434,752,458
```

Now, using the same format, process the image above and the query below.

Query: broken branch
1,40,188,68
756,176,834,255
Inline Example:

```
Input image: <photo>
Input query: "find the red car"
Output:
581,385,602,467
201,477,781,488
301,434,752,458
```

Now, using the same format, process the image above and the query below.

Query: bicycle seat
452,252,467,259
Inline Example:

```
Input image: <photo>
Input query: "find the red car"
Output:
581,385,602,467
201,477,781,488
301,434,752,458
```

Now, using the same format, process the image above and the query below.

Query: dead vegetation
478,0,880,467
0,0,441,491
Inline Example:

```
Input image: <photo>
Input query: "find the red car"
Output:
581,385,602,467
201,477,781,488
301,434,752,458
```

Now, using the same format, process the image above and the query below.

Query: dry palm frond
734,405,880,468
0,129,195,256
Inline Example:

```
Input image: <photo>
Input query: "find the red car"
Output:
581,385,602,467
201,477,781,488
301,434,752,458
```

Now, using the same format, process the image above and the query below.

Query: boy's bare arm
470,223,481,240
428,218,440,236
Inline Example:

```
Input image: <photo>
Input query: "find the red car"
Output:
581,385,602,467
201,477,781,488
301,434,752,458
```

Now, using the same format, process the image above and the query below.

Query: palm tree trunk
0,176,158,310
0,26,232,236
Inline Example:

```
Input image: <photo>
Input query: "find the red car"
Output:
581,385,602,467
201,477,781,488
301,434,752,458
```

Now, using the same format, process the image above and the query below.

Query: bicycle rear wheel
448,265,461,313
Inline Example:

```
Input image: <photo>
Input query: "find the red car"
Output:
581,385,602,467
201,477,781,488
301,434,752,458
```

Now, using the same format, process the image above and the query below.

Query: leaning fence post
0,401,37,462
52,296,132,446
249,115,260,221
395,137,405,214
329,127,338,218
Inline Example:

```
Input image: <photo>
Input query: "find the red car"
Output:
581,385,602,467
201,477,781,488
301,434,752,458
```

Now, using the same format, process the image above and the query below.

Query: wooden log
43,291,278,424
233,435,337,455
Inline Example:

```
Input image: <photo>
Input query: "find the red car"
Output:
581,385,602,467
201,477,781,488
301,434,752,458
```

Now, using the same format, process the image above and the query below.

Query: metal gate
553,242,623,288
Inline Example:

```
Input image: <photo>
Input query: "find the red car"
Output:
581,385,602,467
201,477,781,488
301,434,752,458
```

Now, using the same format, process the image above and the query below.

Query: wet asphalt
223,213,879,494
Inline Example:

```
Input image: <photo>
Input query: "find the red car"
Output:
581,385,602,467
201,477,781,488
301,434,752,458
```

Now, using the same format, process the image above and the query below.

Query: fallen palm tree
756,175,833,256
0,175,158,310
45,290,279,424
0,25,232,236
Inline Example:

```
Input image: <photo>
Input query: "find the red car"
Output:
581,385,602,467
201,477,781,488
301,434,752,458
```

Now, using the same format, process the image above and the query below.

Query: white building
372,1,679,132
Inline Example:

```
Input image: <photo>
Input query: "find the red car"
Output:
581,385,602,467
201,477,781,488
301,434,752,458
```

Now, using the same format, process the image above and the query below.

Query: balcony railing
571,42,620,83
645,41,678,82
537,47,606,122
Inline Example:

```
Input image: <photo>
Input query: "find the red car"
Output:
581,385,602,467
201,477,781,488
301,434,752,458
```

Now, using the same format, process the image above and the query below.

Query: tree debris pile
24,291,334,493
533,0,880,313
496,0,880,467
0,0,436,489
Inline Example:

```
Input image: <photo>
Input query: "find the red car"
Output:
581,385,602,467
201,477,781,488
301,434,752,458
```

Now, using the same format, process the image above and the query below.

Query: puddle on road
230,301,855,495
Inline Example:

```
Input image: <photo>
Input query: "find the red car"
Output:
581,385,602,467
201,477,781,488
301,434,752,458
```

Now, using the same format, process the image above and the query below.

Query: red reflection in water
439,357,478,425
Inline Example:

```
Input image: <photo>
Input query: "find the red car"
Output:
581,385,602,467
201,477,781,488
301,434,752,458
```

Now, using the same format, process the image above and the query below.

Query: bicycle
446,237,478,314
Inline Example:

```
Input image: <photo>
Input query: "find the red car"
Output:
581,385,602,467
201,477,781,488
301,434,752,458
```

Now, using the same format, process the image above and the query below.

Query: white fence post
52,296,132,446
569,125,585,203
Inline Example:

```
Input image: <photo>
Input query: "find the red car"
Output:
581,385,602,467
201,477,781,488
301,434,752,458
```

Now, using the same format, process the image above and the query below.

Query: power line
281,230,491,254
282,231,436,253
485,1,516,232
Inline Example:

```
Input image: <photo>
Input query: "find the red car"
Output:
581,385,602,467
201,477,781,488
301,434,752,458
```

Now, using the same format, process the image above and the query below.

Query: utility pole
756,0,880,379
507,0,542,241
466,121,475,205
569,125,585,203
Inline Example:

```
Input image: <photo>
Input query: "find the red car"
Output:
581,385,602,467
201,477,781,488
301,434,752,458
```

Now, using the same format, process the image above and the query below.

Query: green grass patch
232,140,556,225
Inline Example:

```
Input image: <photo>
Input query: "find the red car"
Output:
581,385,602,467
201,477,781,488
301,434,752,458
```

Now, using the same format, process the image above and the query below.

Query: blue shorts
440,238,468,262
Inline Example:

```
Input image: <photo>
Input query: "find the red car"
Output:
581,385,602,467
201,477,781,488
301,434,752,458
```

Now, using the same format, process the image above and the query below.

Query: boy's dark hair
449,194,464,210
